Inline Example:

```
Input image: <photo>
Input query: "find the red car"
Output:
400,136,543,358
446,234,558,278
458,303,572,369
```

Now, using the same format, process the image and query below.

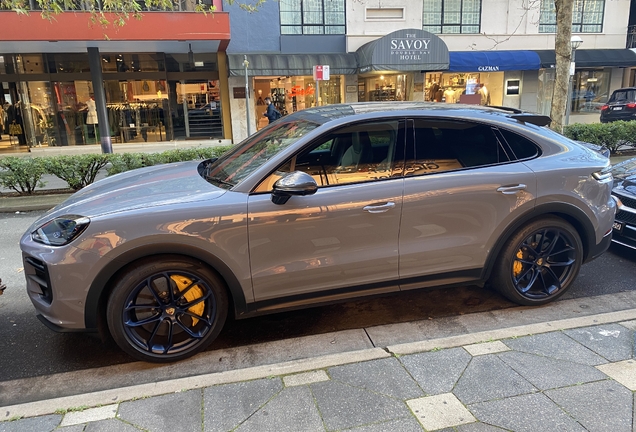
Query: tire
489,217,583,306
107,256,228,363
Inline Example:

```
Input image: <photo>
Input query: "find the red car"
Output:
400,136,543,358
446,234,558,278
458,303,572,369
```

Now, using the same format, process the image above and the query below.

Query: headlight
31,215,90,246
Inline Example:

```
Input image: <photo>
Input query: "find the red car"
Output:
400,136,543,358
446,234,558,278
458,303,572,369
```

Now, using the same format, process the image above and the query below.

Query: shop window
165,53,218,72
280,0,345,35
539,0,605,33
101,54,165,73
104,80,169,143
406,120,508,176
422,0,481,34
15,55,47,74
571,69,611,113
47,53,91,74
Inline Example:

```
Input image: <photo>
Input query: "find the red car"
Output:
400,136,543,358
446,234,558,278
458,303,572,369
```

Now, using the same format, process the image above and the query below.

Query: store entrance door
168,80,222,139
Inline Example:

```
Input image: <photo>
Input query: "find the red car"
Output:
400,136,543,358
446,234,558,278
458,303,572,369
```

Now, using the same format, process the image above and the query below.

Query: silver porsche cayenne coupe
20,103,615,362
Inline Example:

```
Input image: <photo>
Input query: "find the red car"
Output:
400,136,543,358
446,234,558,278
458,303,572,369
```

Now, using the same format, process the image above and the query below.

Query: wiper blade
208,175,235,187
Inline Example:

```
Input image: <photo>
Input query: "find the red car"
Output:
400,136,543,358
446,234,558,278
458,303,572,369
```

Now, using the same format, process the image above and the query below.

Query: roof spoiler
510,114,552,127
489,106,552,127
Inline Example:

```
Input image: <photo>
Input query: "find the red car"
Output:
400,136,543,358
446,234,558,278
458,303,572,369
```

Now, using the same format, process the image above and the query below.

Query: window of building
422,0,481,34
539,0,605,33
280,0,345,35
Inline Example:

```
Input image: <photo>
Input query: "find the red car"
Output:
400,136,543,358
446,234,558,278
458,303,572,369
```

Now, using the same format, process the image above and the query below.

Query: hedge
0,145,231,196
563,121,636,153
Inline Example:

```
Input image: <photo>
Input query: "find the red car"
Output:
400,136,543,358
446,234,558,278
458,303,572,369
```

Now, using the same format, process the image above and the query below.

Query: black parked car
600,88,636,123
611,157,636,249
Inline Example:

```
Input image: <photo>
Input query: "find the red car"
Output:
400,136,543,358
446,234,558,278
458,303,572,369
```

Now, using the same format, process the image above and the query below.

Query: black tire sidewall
492,217,583,306
106,257,228,363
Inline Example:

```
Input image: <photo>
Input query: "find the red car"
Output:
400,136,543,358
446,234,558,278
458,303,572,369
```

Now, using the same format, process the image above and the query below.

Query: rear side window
499,129,539,160
609,90,636,103
406,119,509,176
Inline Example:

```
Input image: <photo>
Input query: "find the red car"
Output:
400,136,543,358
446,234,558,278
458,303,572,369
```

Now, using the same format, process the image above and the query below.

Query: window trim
279,0,346,35
538,0,605,34
422,0,482,35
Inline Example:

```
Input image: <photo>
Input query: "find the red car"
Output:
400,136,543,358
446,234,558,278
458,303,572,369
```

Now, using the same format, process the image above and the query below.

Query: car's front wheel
106,257,228,363
490,217,583,306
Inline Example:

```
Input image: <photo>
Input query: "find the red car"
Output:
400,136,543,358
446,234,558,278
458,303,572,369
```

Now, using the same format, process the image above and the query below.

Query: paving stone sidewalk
2,321,635,432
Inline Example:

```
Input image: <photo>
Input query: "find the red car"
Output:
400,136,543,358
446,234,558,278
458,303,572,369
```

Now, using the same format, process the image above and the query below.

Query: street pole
243,56,251,136
87,47,113,153
565,36,583,126
316,80,320,107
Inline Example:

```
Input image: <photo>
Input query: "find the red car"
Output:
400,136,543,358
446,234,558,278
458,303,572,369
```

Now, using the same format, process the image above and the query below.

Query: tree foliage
1,0,266,27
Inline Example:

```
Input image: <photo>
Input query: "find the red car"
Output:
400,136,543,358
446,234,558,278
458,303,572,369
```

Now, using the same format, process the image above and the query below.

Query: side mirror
271,171,318,205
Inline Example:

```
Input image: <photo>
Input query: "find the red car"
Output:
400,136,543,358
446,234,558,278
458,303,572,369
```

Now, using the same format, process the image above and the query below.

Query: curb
0,194,71,213
3,307,636,420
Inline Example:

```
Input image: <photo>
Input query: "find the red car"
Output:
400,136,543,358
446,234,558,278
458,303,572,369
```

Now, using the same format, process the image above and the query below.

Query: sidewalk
1,305,635,432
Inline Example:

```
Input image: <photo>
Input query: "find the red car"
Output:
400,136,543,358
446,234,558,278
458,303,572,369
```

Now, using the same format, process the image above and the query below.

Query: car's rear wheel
107,257,228,363
490,217,583,306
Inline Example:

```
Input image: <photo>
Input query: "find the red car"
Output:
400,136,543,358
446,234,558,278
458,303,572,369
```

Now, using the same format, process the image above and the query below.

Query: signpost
313,65,330,106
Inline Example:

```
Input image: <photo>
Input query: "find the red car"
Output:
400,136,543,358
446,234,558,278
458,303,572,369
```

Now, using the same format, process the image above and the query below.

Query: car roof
286,102,552,127
612,87,636,92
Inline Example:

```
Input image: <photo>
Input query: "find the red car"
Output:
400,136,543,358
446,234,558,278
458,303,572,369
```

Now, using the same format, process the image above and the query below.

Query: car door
398,118,537,289
247,119,406,304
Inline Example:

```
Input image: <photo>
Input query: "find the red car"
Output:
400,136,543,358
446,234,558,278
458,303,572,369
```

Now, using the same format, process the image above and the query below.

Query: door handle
497,184,527,195
363,202,396,213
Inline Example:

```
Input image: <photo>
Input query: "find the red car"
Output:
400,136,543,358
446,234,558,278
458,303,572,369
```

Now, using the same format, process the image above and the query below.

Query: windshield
202,120,319,189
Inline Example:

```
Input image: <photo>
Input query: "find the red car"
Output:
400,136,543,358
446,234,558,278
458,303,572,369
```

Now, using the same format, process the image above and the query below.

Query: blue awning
449,50,541,72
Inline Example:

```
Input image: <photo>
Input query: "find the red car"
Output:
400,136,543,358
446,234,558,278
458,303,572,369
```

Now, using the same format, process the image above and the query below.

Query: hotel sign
357,29,449,72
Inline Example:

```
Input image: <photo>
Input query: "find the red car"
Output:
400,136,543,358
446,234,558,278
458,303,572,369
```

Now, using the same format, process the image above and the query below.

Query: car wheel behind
490,217,583,306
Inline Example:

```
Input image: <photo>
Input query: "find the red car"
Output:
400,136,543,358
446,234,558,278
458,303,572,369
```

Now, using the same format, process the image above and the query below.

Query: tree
549,0,575,133
0,0,263,28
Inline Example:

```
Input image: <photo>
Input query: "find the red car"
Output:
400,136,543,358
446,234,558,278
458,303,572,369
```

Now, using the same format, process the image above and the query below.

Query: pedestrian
263,96,282,124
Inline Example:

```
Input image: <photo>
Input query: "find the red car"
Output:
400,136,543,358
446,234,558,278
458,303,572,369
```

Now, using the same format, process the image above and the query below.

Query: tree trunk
550,0,575,133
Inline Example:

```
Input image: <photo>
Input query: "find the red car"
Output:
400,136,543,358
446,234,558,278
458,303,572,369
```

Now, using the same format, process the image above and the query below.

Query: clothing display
86,98,98,124
443,88,457,104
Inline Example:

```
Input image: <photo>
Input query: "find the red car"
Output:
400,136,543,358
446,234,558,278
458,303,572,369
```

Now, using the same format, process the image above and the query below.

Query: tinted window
609,90,636,103
405,120,509,176
255,121,404,192
499,129,539,160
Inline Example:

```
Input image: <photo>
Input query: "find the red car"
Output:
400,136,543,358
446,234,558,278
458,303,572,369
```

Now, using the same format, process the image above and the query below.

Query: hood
617,174,636,197
611,157,636,189
37,161,226,221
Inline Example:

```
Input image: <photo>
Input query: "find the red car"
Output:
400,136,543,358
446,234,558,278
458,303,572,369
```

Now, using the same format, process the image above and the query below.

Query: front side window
254,120,404,192
539,0,605,33
405,119,508,176
422,0,481,34
203,120,320,189
280,0,345,35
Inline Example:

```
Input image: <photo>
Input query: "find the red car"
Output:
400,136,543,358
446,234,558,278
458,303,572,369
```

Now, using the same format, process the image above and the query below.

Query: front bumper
611,220,636,250
588,230,613,261
611,192,636,250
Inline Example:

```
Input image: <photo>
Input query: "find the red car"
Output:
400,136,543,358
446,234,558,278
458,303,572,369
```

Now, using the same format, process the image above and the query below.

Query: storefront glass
104,80,170,143
358,74,410,102
19,81,56,147
0,52,226,152
537,68,611,116
424,71,503,105
254,76,342,130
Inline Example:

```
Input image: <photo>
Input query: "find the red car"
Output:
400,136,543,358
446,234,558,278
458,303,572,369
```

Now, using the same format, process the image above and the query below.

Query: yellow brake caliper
170,275,205,326
513,249,524,277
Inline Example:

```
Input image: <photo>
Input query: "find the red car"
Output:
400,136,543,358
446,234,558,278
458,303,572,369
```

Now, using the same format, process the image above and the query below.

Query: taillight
601,105,609,111
627,103,636,108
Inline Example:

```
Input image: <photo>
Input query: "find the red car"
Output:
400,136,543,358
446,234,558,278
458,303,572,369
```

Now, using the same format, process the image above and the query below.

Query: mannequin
443,87,457,103
478,84,490,105
86,95,98,142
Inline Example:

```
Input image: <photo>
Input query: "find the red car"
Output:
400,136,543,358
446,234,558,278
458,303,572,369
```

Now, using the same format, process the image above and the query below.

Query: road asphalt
0,295,635,431
1,155,635,431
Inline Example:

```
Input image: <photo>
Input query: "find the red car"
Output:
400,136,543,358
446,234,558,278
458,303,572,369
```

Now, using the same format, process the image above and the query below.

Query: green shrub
0,157,47,195
107,152,163,176
42,154,112,190
563,121,636,153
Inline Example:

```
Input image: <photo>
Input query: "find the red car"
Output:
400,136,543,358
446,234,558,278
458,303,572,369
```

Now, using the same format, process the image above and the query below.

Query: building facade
1,0,636,153
0,6,233,153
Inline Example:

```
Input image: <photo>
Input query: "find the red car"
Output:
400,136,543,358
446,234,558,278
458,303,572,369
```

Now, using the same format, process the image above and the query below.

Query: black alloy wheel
107,257,228,363
491,217,583,306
